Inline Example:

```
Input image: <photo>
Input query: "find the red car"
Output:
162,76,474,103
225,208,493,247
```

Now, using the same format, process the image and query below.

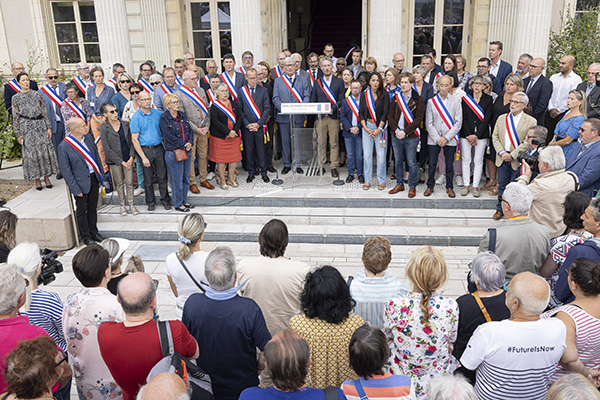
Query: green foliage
0,75,20,161
548,7,600,79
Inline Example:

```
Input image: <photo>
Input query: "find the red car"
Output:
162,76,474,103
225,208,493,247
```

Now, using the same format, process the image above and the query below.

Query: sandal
362,183,370,190
482,179,497,190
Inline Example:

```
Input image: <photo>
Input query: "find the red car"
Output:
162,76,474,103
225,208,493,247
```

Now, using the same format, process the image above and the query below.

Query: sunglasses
56,350,68,367
120,80,131,84
47,76,59,80
503,281,523,305
107,110,118,114
130,91,141,95
150,82,161,86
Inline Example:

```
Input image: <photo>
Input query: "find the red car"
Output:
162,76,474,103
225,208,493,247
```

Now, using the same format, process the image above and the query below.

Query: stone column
511,0,553,62
261,0,285,66
487,0,518,66
231,0,263,62
139,0,170,69
367,0,403,64
95,0,133,72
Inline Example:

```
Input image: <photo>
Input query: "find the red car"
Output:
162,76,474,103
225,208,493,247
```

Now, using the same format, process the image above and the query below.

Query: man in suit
200,59,218,92
291,53,310,81
4,62,39,116
176,70,213,193
256,65,276,173
239,68,271,183
153,67,181,113
489,41,513,93
107,63,125,92
272,52,286,80
473,57,499,96
576,63,600,118
221,53,247,103
566,118,600,197
40,68,66,178
273,57,310,175
523,58,553,125
174,58,186,86
425,75,463,197
70,61,93,99
137,62,154,94
306,52,322,87
425,49,443,84
491,91,537,219
58,117,104,245
323,43,338,69
547,55,582,142
310,57,345,178
345,49,365,79
237,51,254,74
392,52,406,73
340,80,363,184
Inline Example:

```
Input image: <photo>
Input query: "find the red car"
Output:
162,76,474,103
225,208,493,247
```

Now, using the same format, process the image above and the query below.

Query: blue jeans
135,160,145,188
344,131,364,176
496,161,519,211
165,149,191,208
391,136,419,187
362,121,387,185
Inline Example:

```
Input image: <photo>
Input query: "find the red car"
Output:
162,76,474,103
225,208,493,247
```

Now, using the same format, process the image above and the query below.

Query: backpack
147,320,214,400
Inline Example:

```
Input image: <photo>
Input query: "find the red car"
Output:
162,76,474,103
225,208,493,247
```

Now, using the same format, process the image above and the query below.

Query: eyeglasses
47,76,59,80
242,56,253,60
120,80,131,84
139,98,152,101
130,91,141,95
476,65,488,69
150,82,161,86
55,350,68,367
509,100,524,104
170,100,180,105
503,281,523,305
530,65,543,69
141,69,151,73
190,77,199,81
526,135,537,139
579,127,590,132
501,197,510,207
107,110,118,114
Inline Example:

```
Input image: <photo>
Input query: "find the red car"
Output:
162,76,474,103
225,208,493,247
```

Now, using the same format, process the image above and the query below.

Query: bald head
182,70,198,88
68,117,87,138
137,373,188,400
509,272,550,316
187,64,199,75
116,272,156,316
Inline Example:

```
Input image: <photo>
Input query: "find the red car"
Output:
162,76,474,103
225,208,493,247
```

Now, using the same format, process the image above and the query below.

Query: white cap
110,237,130,264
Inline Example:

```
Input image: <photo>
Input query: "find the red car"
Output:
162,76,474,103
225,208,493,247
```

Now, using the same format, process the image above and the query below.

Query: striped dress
24,289,67,351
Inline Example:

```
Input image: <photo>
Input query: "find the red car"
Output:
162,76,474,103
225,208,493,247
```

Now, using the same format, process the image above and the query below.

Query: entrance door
184,1,232,70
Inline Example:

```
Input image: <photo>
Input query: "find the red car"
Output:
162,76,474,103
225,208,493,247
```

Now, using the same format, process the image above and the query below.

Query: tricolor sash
64,135,104,186
345,46,357,62
431,95,454,130
64,100,87,122
179,86,209,115
202,75,210,86
346,96,359,121
241,86,269,143
7,79,21,93
108,77,117,88
74,76,93,93
214,100,243,149
221,72,238,101
160,83,174,94
505,113,520,149
274,65,282,78
138,79,153,94
365,89,385,144
317,78,337,106
240,66,247,75
281,75,303,103
395,92,420,136
436,71,443,79
307,69,316,85
176,76,184,86
462,93,485,122
207,89,215,104
40,85,63,108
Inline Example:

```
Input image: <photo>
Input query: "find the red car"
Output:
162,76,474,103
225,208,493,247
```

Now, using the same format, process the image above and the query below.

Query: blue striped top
350,271,407,329
24,289,67,351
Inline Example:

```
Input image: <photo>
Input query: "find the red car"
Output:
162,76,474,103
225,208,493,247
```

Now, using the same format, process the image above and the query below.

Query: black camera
516,138,545,173
37,249,63,285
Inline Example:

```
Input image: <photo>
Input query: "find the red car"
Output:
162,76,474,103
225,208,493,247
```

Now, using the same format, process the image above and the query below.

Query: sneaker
134,187,145,197
131,206,140,215
162,202,172,212
147,204,155,213
456,175,464,187
435,175,446,185
120,206,127,216
207,172,215,180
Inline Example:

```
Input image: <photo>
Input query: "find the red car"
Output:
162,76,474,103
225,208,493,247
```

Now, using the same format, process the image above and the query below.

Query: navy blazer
306,68,323,87
417,82,434,112
209,100,242,139
340,95,362,138
272,74,311,124
493,60,513,93
523,75,553,125
239,84,270,128
310,76,345,119
4,80,39,116
576,81,600,119
566,140,600,197
427,64,443,85
58,134,102,196
40,82,66,133
222,71,247,102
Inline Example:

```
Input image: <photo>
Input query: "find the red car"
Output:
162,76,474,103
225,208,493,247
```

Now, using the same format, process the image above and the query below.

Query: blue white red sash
202,75,209,86
213,100,236,125
40,85,63,108
365,89,385,144
177,76,184,86
307,69,316,85
395,92,420,137
239,66,247,75
179,86,208,114
505,113,520,149
207,89,215,104
345,46,357,62
346,96,359,121
138,79,153,94
160,83,174,94
274,65,282,79
7,79,21,92
462,93,484,122
240,86,262,121
108,77,117,89
64,99,87,122
281,75,303,103
74,76,92,93
431,95,454,130
64,136,103,185
317,78,337,106
221,72,238,101
436,71,443,79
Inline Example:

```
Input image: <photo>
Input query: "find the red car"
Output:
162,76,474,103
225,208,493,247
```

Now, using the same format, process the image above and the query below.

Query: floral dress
384,292,459,399
61,97,91,136
63,287,125,400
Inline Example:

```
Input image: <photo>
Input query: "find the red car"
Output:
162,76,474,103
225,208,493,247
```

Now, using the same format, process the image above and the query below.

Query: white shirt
525,75,539,93
548,70,582,113
585,82,596,97
80,139,95,174
504,111,523,152
490,59,501,78
350,95,360,126
165,251,209,318
461,318,566,400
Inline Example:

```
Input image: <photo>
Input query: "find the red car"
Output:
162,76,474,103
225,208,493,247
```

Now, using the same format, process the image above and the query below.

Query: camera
516,138,545,173
37,249,63,285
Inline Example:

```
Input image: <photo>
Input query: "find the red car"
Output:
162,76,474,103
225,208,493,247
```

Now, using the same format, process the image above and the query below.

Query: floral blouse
384,292,459,399
61,98,92,137
63,287,125,400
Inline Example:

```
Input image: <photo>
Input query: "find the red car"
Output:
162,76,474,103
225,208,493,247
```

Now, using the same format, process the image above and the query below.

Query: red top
98,319,197,400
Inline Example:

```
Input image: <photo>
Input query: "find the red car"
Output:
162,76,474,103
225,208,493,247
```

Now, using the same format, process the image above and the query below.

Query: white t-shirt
165,251,209,318
460,318,566,400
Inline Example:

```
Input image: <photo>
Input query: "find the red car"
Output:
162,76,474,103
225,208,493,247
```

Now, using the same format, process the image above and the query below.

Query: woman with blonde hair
111,72,135,118
455,55,473,91
365,56,378,73
165,213,208,318
550,89,587,159
384,246,458,399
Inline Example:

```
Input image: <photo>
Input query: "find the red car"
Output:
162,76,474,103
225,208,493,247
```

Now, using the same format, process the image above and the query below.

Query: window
409,0,467,67
51,1,100,65
187,1,231,70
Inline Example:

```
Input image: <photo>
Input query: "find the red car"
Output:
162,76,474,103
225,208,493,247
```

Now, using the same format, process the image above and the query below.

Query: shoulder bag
176,254,207,293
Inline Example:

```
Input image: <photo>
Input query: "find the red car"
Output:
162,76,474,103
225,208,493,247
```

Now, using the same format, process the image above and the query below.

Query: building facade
0,0,593,77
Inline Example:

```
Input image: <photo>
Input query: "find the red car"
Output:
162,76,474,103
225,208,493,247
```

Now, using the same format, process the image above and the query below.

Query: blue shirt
111,91,130,119
130,107,163,146
87,84,115,116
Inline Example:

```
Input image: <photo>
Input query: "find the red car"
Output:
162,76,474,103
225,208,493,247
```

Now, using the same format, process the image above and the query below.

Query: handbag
176,254,207,292
174,148,189,162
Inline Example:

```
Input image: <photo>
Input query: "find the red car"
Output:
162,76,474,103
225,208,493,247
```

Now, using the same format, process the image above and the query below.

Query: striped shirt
460,319,566,400
24,289,67,351
544,304,600,382
349,271,407,329
342,373,415,400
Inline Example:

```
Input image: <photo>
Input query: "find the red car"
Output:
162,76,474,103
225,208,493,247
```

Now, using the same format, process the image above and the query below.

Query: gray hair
101,239,122,271
470,251,506,291
320,57,333,67
589,62,600,70
427,374,478,400
7,243,41,312
503,182,533,215
149,73,163,84
512,274,550,315
284,57,295,66
529,125,548,141
590,198,600,222
547,373,600,400
513,91,529,106
539,146,565,171
0,263,26,315
519,53,533,64
205,246,236,291
412,65,427,77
